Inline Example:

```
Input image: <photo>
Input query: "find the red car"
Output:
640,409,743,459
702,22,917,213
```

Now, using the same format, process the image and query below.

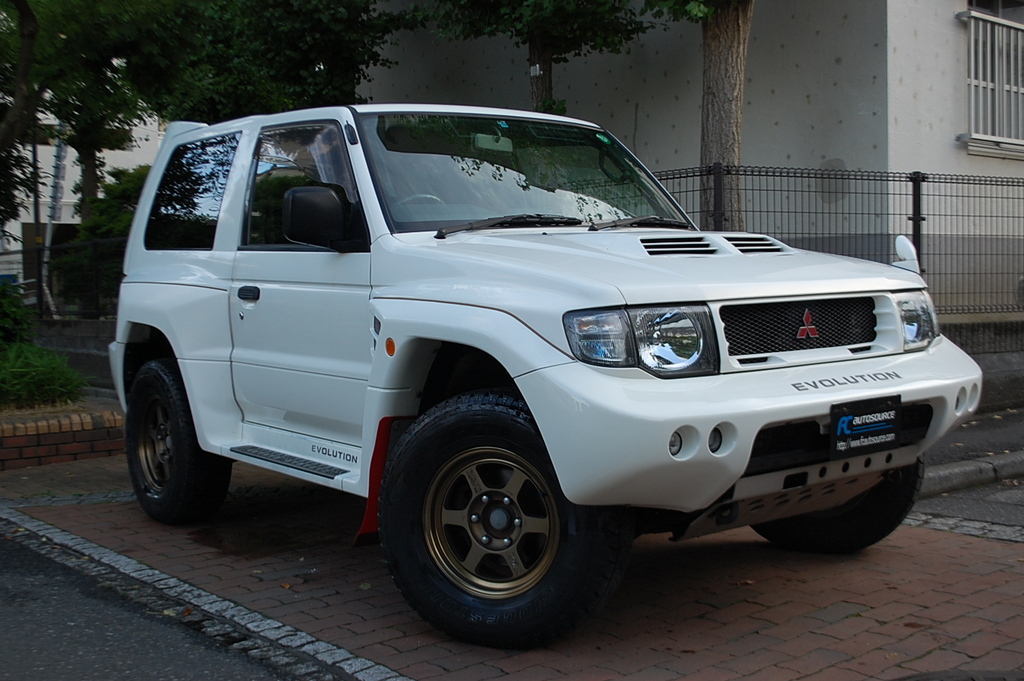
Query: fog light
708,427,723,453
668,431,683,456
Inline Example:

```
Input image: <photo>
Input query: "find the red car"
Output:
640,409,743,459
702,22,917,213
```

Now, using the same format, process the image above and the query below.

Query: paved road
0,532,298,681
915,478,1024,528
925,408,1022,467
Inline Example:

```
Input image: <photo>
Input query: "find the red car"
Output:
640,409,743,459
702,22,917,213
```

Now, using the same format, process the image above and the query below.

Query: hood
380,228,926,306
372,229,926,354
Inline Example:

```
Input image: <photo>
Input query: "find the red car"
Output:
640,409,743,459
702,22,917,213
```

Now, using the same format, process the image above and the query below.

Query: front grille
721,297,877,356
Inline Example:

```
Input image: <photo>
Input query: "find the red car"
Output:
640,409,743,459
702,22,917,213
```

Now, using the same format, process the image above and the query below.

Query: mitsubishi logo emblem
797,309,819,338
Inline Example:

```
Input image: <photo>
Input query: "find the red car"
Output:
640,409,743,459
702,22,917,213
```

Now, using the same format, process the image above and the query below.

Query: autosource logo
830,397,902,457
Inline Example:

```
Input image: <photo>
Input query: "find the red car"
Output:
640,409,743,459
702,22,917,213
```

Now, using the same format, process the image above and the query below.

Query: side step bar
230,445,349,480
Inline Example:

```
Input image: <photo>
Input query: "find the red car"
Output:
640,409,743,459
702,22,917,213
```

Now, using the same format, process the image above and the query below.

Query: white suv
111,104,982,648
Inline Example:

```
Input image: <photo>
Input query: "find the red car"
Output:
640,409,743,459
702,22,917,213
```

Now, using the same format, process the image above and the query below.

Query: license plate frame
829,395,902,459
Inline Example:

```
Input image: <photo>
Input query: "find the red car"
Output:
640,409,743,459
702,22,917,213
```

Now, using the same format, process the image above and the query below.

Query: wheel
378,391,633,648
125,358,232,524
752,459,923,554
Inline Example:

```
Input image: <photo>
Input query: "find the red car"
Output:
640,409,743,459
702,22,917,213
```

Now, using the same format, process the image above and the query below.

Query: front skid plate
680,469,886,540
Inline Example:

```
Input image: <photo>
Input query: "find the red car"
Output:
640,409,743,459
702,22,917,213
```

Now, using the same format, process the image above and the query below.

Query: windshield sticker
498,121,509,129
596,133,611,144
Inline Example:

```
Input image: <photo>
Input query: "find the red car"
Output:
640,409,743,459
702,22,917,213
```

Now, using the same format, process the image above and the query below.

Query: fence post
34,243,44,316
712,162,725,231
91,239,101,319
908,171,927,271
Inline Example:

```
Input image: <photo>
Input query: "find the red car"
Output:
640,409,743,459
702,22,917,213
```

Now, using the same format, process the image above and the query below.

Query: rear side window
145,132,241,250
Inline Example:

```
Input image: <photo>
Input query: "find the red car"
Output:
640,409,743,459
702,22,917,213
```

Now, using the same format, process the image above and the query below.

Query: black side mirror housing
283,186,365,252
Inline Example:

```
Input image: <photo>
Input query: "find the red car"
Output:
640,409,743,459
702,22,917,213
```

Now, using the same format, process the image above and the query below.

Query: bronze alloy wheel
138,395,173,493
379,391,634,647
125,358,232,525
424,447,560,599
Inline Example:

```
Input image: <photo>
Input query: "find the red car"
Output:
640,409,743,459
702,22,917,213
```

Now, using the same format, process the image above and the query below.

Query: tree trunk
699,0,754,231
77,147,100,223
528,35,555,113
0,0,41,151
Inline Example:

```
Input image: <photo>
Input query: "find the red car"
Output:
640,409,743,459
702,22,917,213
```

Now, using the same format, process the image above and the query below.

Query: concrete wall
365,0,1024,179
363,0,890,172
887,0,1024,176
34,320,115,391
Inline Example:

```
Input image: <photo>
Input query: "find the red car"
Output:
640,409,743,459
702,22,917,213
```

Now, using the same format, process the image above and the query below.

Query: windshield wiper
435,214,584,239
589,215,695,232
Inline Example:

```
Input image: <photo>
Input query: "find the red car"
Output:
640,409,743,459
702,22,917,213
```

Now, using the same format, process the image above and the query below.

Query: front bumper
516,336,981,513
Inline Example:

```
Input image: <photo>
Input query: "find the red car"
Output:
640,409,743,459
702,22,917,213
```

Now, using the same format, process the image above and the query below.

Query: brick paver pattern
15,480,1024,681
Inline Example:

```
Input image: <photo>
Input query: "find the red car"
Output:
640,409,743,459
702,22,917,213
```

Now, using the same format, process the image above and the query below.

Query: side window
247,122,358,247
145,132,241,250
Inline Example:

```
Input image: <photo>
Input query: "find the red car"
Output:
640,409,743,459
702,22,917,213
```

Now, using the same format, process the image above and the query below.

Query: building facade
363,0,1024,176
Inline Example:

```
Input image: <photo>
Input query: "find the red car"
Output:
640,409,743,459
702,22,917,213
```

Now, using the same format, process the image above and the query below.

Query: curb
0,504,410,681
921,450,1024,498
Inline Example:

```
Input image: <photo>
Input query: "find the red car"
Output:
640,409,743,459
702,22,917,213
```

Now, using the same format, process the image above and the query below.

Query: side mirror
892,235,920,274
283,186,364,252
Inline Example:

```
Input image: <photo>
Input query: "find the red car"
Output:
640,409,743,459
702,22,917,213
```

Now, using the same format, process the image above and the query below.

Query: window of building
959,2,1024,157
145,132,240,250
970,0,1024,23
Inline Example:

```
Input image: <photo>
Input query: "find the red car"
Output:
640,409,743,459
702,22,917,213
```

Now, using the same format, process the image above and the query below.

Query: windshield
356,112,688,234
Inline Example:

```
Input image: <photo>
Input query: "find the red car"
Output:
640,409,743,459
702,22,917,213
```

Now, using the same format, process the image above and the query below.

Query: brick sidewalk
10,480,1024,681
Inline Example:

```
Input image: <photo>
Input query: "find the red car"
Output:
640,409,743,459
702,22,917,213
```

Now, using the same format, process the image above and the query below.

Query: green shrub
0,280,36,346
0,342,87,409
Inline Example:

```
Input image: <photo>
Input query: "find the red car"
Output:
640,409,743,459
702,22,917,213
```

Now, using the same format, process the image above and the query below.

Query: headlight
629,305,718,376
895,290,938,351
564,305,718,377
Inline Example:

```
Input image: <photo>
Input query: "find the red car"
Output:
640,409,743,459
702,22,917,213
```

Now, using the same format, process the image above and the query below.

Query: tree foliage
1,0,409,230
155,0,415,123
0,0,204,222
49,165,147,311
429,0,650,113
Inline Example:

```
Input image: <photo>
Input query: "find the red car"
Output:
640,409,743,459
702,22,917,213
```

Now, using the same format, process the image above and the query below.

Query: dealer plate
829,395,902,459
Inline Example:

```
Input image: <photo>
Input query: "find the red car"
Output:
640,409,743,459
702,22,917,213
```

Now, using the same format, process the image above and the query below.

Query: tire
125,358,232,525
751,459,924,554
378,391,633,648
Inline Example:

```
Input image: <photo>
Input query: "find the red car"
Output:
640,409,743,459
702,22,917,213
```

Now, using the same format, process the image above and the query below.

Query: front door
229,121,370,448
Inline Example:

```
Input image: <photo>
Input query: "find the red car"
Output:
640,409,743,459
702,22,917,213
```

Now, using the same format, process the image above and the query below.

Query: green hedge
0,281,86,410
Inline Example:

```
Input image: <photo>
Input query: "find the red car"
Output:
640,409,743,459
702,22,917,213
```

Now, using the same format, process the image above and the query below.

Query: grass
0,342,87,410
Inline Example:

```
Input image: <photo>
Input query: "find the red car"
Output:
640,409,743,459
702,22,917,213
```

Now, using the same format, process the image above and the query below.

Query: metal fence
655,164,1024,315
2,165,1023,317
0,236,127,319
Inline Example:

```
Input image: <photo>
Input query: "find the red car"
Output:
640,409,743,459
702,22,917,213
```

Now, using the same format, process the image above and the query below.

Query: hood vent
723,235,784,254
641,236,717,256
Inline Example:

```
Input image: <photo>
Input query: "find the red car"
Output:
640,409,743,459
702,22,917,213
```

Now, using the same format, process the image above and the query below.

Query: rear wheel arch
121,324,175,395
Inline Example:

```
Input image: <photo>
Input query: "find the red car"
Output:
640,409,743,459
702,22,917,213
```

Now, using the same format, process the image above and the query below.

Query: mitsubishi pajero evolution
111,104,983,648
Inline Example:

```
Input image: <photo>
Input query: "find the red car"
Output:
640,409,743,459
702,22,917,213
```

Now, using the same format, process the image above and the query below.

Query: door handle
237,285,261,301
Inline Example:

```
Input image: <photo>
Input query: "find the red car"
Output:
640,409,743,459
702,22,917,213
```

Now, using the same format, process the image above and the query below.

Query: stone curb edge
0,505,411,681
920,450,1024,498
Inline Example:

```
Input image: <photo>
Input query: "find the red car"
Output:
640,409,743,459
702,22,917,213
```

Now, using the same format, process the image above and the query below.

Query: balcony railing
958,10,1024,151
